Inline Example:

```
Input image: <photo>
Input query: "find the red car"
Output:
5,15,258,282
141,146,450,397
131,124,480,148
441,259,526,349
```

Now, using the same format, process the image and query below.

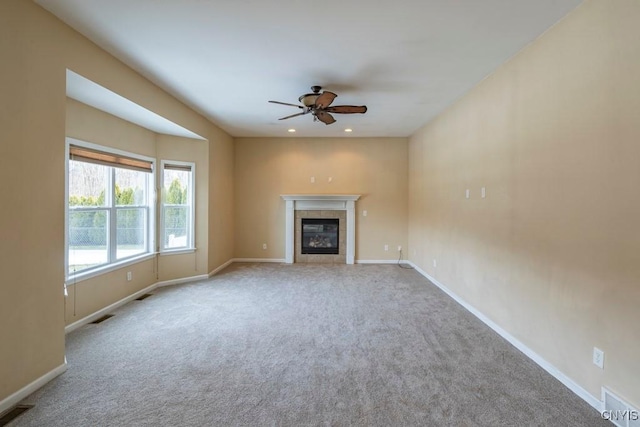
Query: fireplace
281,194,360,264
301,218,339,255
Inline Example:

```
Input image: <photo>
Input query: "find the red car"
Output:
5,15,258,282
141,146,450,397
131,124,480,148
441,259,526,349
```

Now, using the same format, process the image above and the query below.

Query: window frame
159,159,196,254
65,138,156,282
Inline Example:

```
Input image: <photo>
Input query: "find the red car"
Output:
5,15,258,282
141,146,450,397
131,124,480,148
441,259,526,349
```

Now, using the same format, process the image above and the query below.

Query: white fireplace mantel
281,194,360,264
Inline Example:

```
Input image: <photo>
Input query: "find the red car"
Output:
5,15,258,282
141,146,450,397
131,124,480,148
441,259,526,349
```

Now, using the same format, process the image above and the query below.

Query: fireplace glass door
301,218,339,254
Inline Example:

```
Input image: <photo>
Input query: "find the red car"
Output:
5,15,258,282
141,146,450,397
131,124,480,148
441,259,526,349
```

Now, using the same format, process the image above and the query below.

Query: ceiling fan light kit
298,85,322,107
299,94,319,107
269,86,367,125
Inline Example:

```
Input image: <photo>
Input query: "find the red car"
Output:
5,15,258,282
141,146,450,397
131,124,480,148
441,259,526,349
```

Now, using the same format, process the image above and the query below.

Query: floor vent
135,293,153,301
90,314,114,324
602,388,640,427
0,404,34,426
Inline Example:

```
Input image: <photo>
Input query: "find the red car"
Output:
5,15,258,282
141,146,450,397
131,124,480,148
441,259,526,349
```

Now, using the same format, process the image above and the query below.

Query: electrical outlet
433,259,437,268
593,347,604,369
384,244,389,251
363,210,367,217
310,176,315,183
262,243,267,250
397,246,402,252
126,271,132,281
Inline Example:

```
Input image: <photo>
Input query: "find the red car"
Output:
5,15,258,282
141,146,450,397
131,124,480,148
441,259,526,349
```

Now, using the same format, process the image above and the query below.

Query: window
66,140,155,278
160,161,195,252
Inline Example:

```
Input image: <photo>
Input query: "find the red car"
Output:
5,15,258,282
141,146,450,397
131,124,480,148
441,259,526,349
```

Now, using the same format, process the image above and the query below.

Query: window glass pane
163,169,189,204
68,160,109,274
68,210,108,274
116,208,146,259
163,167,191,250
164,206,188,248
115,168,147,206
68,160,108,207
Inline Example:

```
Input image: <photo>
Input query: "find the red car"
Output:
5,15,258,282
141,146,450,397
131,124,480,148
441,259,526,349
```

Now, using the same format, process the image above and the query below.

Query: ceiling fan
269,86,367,125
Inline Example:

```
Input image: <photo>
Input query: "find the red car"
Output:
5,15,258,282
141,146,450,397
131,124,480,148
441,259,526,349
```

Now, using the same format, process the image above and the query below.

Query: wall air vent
602,388,640,427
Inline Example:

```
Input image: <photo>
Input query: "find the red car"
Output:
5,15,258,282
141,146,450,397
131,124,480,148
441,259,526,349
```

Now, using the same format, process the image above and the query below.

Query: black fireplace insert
301,218,339,255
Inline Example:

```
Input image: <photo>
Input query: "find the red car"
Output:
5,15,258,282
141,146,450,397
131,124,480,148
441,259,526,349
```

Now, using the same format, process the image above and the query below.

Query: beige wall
209,128,235,271
234,138,408,261
66,98,157,155
0,0,234,404
64,260,157,325
0,0,67,402
408,0,640,407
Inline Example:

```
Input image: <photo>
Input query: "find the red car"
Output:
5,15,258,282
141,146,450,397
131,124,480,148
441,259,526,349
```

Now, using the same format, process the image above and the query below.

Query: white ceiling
37,0,582,138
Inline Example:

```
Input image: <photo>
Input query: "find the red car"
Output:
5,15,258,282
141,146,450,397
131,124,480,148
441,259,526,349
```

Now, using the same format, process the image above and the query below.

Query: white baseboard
232,258,286,263
408,261,602,411
356,259,410,264
155,274,209,288
208,259,234,277
0,362,67,415
221,258,411,266
231,258,411,265
65,282,158,334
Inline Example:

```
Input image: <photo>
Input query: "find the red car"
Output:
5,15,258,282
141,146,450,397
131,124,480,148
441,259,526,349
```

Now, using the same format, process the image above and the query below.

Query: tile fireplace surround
281,194,360,264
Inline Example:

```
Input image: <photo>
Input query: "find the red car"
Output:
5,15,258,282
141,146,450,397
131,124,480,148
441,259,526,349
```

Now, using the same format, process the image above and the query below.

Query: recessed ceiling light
288,129,296,133
344,128,353,133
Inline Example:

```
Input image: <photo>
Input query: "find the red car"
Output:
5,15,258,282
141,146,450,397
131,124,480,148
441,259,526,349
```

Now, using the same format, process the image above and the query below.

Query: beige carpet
12,263,608,426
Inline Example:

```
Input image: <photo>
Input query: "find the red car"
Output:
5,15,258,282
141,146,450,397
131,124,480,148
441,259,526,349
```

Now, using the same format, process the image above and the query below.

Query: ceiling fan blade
278,111,308,120
315,110,336,125
325,105,367,114
269,100,304,109
314,91,337,108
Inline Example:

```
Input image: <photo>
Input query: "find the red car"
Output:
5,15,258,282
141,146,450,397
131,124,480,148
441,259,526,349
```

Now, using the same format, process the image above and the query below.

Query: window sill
65,253,157,285
159,248,196,256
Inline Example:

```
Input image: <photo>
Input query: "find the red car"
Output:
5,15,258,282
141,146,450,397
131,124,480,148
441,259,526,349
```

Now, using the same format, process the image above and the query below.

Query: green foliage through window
162,164,193,250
